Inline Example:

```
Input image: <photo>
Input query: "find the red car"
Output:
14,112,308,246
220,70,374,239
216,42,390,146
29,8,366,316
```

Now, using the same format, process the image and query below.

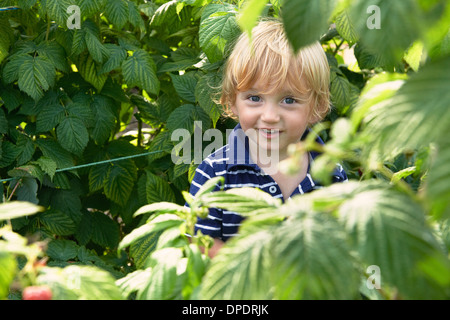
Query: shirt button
269,185,277,194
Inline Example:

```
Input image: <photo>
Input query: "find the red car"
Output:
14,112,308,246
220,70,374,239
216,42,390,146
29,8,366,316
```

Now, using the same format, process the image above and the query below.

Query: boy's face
231,80,316,162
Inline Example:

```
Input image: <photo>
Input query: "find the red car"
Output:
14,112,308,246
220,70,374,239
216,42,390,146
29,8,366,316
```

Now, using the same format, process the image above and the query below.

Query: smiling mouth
259,129,282,138
261,129,279,133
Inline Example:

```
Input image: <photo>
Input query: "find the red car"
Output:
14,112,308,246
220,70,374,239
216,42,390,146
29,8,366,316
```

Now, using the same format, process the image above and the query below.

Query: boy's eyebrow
241,88,305,97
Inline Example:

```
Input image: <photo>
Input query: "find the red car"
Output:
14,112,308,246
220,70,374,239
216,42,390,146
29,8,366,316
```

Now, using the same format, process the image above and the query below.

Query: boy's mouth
259,128,281,138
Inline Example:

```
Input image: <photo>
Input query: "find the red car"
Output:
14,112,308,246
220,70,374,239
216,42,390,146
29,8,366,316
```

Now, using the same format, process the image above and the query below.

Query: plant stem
45,16,51,41
8,179,21,202
333,39,345,55
137,119,143,147
378,164,416,198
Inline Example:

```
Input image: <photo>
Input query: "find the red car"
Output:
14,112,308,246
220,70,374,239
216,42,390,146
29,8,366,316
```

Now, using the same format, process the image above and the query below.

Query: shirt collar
224,123,347,187
225,123,258,171
225,124,323,172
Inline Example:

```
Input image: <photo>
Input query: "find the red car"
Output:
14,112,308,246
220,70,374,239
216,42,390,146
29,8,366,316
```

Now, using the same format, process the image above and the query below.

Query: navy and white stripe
188,124,348,242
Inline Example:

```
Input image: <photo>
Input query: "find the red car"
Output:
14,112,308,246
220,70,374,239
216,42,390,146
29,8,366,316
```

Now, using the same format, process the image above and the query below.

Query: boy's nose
261,103,280,123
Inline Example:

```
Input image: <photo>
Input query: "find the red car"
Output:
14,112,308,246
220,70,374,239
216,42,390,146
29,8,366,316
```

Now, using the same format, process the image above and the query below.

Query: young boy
189,19,347,257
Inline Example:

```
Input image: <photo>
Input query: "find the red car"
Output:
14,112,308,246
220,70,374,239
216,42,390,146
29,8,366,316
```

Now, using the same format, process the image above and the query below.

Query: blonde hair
220,19,331,123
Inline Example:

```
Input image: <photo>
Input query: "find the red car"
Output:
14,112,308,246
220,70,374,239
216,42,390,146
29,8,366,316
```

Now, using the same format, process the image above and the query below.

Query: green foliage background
0,0,449,300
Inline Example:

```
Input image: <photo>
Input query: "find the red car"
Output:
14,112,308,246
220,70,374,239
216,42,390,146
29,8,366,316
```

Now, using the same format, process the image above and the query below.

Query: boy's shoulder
198,123,251,169
201,144,230,167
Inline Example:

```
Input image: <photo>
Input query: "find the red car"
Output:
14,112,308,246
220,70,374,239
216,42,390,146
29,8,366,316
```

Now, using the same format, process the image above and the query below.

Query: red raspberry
22,286,52,300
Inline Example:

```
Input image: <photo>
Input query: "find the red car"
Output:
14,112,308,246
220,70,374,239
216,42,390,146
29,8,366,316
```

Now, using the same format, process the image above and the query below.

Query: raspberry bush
0,0,449,300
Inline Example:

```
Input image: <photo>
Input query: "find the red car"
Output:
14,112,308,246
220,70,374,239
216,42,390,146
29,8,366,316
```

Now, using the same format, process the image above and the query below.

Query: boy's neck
260,152,310,200
248,143,296,176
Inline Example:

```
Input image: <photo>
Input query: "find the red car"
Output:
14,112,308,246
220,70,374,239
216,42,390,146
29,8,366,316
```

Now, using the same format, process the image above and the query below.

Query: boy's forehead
238,77,308,95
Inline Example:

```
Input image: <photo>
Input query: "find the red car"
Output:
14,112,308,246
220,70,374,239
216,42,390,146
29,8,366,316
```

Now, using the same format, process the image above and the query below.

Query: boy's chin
251,144,282,159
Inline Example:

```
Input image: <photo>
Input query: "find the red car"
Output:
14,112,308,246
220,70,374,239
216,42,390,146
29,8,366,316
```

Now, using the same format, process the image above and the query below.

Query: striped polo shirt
189,124,348,242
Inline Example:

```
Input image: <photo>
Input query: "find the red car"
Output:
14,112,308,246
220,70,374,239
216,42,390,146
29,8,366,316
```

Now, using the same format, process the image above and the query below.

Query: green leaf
88,163,110,192
90,211,120,248
84,23,107,64
56,116,89,155
44,0,71,27
36,41,69,73
90,95,117,144
183,244,208,298
170,72,197,103
166,104,211,133
134,202,187,217
36,102,65,132
0,109,7,135
129,233,160,269
0,251,16,300
46,239,79,261
281,0,336,51
330,73,352,111
39,209,76,236
18,56,55,101
360,56,450,161
2,54,29,85
199,187,281,216
199,4,240,63
350,72,407,133
116,268,152,298
128,1,145,31
71,19,106,59
35,139,75,169
50,189,82,223
75,211,93,246
104,0,129,29
138,247,184,299
16,134,35,166
0,141,20,168
71,27,87,56
271,211,360,299
0,18,13,65
8,165,43,184
77,0,106,18
119,214,183,251
33,156,57,180
78,53,107,91
195,72,222,127
100,44,127,74
159,47,201,73
391,166,417,184
0,201,43,221
37,265,124,300
122,49,159,95
15,177,39,204
201,229,273,299
193,176,224,199
426,139,450,220
347,0,425,68
354,42,386,70
334,10,359,44
145,171,176,203
338,183,449,299
149,0,178,28
404,41,424,72
146,131,173,162
103,160,138,206
238,0,269,37
0,85,22,113
66,101,94,128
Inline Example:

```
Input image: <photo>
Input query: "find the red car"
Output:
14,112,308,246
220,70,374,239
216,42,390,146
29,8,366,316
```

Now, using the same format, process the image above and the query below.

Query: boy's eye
248,95,261,102
283,97,296,104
